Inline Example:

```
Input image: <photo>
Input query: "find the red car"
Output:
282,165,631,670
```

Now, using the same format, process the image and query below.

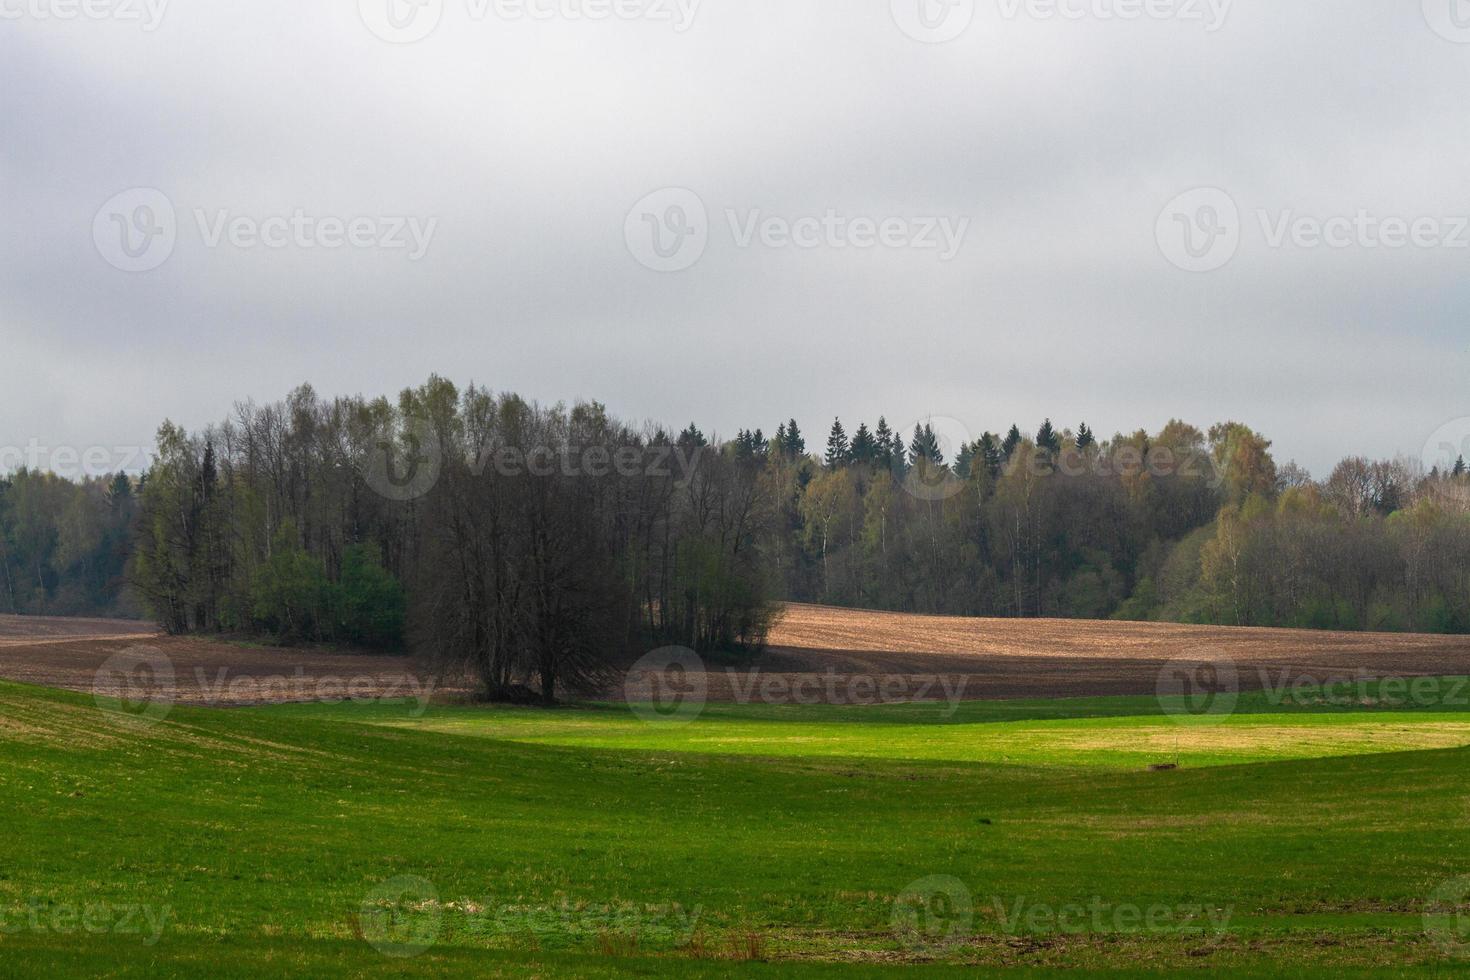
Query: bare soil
5,605,1470,706
0,615,439,707
752,603,1470,700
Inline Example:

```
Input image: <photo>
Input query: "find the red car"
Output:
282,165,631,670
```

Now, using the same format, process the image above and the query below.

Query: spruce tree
1076,422,1095,451
825,418,851,467
909,423,943,466
1036,418,1060,456
978,432,1002,478
784,419,805,459
678,422,708,448
734,429,767,460
1002,424,1022,460
953,441,975,479
849,423,876,467
874,417,894,468
890,431,908,474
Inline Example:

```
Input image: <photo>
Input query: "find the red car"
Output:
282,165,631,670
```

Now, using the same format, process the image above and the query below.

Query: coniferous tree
1036,419,1061,456
734,429,767,460
1076,423,1095,451
678,423,708,448
1002,425,1022,461
909,423,943,467
890,431,908,474
953,441,975,479
978,433,1003,478
1456,455,1467,478
874,418,895,468
783,419,806,459
825,419,851,468
849,423,876,467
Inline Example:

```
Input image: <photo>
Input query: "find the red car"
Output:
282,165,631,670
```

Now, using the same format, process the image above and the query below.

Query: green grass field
6,678,1470,976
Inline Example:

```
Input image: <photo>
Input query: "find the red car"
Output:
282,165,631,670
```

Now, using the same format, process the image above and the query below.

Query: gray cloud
3,0,1469,476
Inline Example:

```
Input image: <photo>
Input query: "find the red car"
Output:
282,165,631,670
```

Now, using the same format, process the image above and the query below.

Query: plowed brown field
5,605,1470,705
756,603,1470,699
0,615,434,707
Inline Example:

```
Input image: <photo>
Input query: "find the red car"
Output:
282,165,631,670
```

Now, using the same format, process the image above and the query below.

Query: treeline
0,470,139,617
778,415,1470,633
11,378,1470,698
125,380,779,701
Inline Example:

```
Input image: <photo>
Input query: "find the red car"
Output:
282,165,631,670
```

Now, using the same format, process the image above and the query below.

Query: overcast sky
3,0,1469,478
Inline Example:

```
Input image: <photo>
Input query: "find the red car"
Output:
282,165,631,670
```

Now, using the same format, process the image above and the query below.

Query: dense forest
6,377,1470,697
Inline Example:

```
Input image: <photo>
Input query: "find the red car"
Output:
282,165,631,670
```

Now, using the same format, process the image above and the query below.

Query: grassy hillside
3,680,1470,974
266,686,1470,770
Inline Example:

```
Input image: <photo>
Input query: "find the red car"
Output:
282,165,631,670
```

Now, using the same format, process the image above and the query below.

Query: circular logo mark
1424,0,1470,43
359,0,443,42
359,875,442,957
1426,876,1470,958
623,646,707,725
624,188,708,273
92,646,176,726
93,188,177,273
1156,187,1240,273
1422,418,1470,476
891,0,975,43
1156,650,1239,724
361,417,443,502
900,416,972,503
892,875,973,953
